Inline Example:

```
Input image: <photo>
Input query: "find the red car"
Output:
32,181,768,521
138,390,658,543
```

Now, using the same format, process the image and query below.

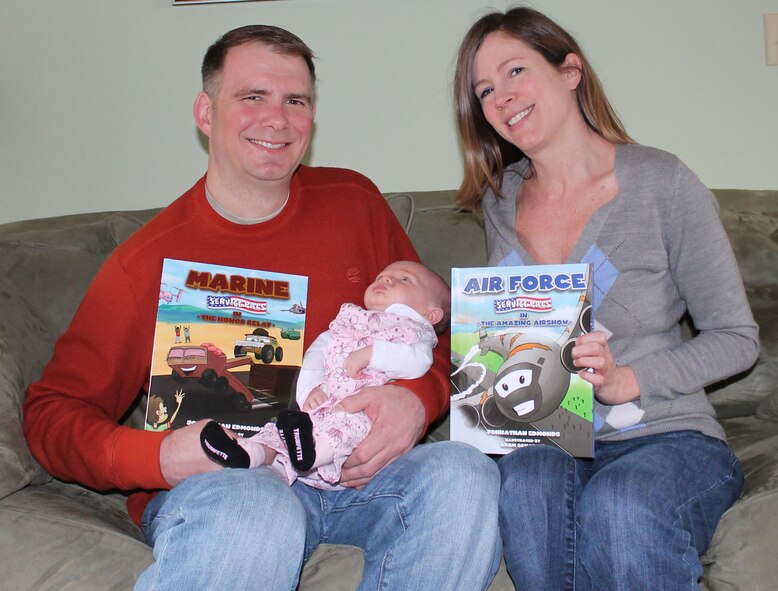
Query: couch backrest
386,191,487,282
702,190,777,418
0,209,161,387
1,189,775,499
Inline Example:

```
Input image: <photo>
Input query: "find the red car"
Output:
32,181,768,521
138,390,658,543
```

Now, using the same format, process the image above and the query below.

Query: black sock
276,410,316,472
200,420,250,469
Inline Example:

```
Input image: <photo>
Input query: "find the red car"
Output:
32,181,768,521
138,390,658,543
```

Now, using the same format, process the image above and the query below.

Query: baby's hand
302,387,328,411
344,346,373,379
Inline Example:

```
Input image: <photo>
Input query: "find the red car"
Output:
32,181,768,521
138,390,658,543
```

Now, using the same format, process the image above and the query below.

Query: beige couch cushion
702,417,778,591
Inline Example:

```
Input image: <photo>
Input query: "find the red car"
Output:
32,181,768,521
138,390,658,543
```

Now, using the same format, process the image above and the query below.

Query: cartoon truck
234,328,284,364
166,343,255,411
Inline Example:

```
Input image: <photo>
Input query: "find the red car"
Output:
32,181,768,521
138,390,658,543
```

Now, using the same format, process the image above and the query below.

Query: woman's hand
572,331,640,405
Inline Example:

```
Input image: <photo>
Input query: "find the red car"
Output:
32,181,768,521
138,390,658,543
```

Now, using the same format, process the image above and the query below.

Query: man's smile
249,138,288,150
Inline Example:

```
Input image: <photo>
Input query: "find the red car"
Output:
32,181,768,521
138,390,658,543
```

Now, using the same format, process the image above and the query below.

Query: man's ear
193,91,213,137
561,53,583,90
425,306,445,326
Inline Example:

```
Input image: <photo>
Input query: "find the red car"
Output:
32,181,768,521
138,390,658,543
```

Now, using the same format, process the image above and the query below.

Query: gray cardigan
482,143,759,442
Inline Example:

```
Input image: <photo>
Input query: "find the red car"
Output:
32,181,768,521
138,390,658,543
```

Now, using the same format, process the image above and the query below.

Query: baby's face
363,261,438,316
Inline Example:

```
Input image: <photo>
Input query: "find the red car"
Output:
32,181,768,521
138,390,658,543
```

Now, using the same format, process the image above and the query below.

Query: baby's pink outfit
243,303,436,489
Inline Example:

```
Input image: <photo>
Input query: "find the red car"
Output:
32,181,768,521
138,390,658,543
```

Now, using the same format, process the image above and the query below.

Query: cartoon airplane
282,301,306,315
454,292,592,428
159,284,186,304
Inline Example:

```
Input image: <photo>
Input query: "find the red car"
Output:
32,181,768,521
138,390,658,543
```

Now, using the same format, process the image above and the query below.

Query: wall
1,0,776,223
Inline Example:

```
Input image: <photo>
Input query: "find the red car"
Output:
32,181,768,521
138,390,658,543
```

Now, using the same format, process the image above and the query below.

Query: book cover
450,264,594,458
144,258,308,437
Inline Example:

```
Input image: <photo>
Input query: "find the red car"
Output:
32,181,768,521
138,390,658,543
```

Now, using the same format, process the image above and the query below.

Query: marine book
144,258,308,437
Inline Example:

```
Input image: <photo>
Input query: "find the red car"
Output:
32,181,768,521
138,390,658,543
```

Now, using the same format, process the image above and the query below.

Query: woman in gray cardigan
453,7,759,591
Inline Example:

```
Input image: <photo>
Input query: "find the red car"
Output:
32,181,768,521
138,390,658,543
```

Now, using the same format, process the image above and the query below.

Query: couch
1,188,776,590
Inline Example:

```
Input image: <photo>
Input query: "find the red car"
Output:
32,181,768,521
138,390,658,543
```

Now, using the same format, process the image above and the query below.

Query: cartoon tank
280,327,301,340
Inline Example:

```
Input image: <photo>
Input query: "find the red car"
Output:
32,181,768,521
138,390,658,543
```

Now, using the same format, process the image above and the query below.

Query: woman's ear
562,53,583,90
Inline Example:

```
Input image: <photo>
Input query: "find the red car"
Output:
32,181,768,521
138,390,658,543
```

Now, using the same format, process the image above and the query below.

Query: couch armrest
0,337,50,501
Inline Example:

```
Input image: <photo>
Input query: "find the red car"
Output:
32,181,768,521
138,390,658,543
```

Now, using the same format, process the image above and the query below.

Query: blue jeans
137,441,501,590
498,431,743,591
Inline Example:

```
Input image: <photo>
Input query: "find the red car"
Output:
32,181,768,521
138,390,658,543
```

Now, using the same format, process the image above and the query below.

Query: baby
200,260,451,489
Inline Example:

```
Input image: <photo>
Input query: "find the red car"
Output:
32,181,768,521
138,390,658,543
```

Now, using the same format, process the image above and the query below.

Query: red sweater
23,167,450,525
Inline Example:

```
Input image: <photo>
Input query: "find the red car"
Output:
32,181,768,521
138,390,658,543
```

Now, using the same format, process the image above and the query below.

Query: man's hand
343,346,372,379
302,386,328,411
159,419,222,487
338,385,425,488
573,331,640,405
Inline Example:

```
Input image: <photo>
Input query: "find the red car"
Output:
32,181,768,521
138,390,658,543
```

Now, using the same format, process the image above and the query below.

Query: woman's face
472,32,581,156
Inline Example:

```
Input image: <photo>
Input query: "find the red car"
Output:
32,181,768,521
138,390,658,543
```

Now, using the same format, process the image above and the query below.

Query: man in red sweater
23,25,500,590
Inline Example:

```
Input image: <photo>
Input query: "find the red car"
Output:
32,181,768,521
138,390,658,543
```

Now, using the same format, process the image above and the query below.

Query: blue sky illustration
159,258,308,322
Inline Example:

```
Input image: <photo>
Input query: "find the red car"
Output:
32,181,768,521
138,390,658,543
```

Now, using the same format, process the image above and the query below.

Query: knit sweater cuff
112,427,170,491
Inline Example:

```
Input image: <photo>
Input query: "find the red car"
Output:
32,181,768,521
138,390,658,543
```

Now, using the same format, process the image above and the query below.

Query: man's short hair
201,25,316,95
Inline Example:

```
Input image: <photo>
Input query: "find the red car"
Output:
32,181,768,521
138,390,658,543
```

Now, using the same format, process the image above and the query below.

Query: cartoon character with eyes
454,293,591,428
476,331,572,426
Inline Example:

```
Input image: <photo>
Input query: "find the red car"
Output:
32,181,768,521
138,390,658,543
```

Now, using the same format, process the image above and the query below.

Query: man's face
195,42,315,192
